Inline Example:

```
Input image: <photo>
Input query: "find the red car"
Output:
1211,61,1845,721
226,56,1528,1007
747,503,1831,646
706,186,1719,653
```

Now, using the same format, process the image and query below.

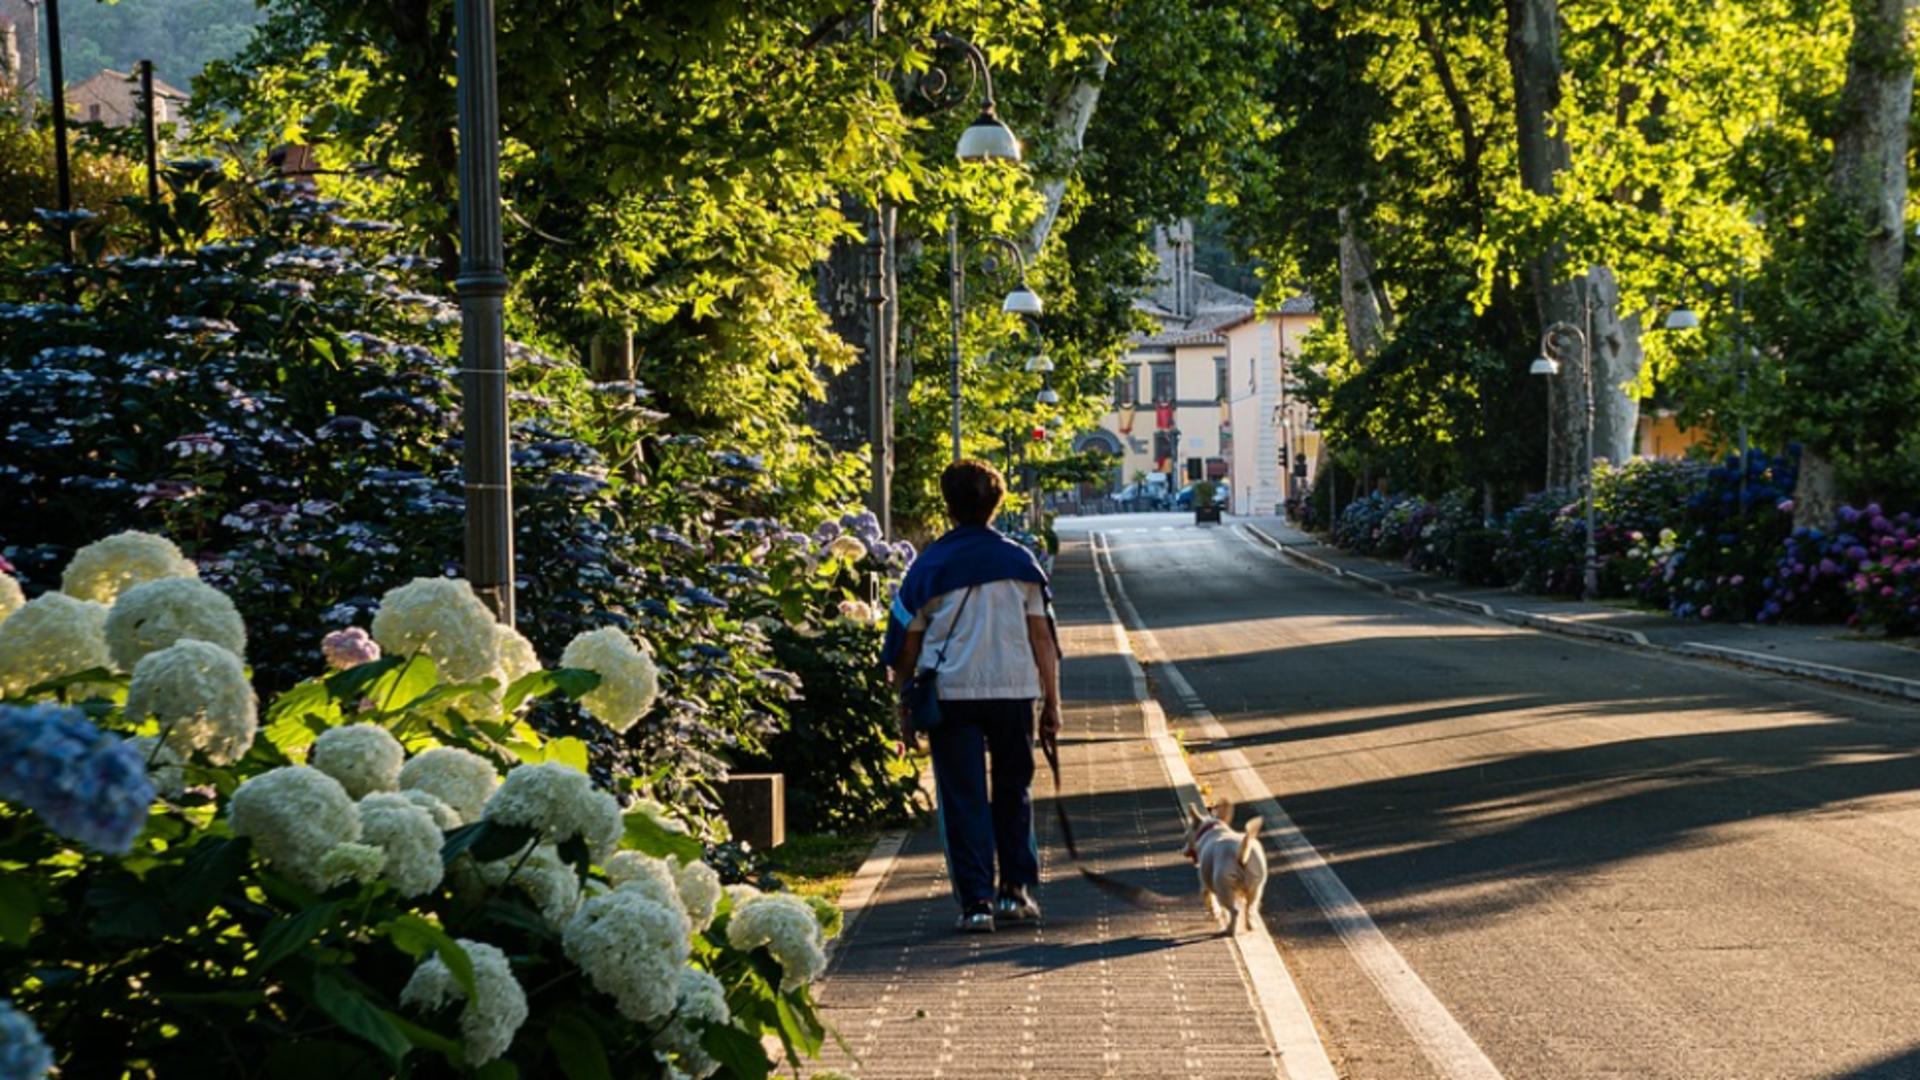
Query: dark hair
941,459,1006,527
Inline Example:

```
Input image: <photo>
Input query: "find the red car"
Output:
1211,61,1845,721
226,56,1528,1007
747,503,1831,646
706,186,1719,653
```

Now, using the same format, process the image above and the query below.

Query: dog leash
1039,732,1185,909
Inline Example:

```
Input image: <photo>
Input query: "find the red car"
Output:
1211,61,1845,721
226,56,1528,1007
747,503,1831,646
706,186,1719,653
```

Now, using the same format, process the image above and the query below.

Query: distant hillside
44,0,262,97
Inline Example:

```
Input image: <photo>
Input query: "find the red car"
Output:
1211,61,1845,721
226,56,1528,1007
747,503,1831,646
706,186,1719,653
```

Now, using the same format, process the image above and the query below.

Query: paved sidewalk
1238,514,1920,701
808,543,1282,1079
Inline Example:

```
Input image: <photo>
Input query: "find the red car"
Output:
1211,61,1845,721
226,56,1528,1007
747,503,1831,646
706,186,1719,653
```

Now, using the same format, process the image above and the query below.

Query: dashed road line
1096,530,1508,1080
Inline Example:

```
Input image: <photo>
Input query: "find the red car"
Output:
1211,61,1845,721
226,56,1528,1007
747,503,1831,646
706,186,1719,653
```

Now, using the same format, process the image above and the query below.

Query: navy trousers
928,698,1040,909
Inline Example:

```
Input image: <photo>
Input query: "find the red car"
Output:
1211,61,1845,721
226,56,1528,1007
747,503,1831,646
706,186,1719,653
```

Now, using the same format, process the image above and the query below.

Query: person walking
882,459,1063,932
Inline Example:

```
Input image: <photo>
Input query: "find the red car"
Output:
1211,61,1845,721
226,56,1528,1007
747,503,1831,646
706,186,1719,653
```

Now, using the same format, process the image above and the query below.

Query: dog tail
1238,817,1264,867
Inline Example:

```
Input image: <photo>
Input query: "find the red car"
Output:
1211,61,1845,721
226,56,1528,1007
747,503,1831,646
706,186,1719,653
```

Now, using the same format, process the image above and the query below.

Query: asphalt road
1065,513,1920,1080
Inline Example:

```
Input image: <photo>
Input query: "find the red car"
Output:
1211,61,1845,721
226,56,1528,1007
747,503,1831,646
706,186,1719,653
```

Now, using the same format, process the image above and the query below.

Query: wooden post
139,60,159,252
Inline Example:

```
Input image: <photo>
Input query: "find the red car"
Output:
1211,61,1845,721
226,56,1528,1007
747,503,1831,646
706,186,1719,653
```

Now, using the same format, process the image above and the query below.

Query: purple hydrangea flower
0,704,155,854
320,627,382,671
0,999,54,1079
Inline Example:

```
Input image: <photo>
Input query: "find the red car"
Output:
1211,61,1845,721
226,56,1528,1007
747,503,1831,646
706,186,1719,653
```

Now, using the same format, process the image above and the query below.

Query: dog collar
1184,820,1221,862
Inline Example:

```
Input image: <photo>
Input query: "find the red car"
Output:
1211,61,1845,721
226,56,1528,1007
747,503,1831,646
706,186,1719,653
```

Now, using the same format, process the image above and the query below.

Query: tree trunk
1337,205,1390,361
1796,0,1916,525
807,196,873,451
1025,55,1109,257
1505,0,1623,491
1584,266,1643,468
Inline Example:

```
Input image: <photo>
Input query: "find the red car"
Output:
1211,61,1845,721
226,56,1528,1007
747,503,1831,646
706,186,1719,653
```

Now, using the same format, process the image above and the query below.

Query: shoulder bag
904,585,975,734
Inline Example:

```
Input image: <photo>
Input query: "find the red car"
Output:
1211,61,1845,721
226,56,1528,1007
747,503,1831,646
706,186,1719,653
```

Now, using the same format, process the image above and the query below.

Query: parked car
1174,483,1230,510
1114,478,1172,511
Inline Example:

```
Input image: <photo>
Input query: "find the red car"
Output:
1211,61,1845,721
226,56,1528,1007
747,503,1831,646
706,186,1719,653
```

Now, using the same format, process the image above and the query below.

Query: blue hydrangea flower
0,704,155,855
0,999,53,1079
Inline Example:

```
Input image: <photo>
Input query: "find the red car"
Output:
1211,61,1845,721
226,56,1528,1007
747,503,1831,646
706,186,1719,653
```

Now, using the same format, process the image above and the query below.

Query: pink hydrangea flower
321,627,382,671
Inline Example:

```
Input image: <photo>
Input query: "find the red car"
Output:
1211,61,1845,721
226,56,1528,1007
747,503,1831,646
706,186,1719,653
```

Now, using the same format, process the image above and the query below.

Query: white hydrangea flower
128,734,186,799
310,723,405,798
317,841,387,887
400,789,462,830
724,883,762,910
827,535,868,562
604,851,685,917
399,938,528,1066
562,888,691,1022
358,793,446,897
494,623,541,692
61,530,199,604
229,766,361,891
399,746,498,824
0,591,111,696
675,860,723,933
658,967,731,1079
0,572,24,626
483,761,621,860
369,577,501,684
469,842,581,927
836,598,875,624
123,638,257,765
105,578,246,671
727,892,828,991
558,627,659,733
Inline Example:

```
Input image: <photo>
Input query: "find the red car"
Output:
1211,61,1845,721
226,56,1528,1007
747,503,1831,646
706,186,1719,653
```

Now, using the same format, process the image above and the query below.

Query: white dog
1183,799,1267,935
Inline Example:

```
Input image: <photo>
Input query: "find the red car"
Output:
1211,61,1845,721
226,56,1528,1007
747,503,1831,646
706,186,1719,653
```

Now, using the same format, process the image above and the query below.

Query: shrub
0,168,912,825
1657,450,1797,621
1493,489,1585,594
0,543,836,1078
1769,503,1920,633
1334,493,1409,556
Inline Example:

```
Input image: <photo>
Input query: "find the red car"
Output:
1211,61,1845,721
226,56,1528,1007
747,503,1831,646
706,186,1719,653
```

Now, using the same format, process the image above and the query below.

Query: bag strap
926,585,976,672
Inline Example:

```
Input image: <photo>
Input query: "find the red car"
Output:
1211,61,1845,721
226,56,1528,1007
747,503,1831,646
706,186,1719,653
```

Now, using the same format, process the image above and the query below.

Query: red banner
1155,402,1174,429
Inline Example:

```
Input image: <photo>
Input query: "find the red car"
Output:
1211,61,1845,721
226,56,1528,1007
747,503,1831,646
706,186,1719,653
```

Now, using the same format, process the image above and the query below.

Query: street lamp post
1531,294,1599,601
946,226,1043,460
453,0,515,623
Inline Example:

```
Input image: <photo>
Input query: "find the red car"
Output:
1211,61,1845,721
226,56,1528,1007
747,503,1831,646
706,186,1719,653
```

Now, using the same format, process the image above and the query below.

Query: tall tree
1792,0,1916,522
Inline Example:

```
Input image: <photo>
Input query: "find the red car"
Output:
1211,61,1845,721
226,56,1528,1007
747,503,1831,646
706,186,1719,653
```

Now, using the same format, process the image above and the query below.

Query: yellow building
1220,300,1319,517
1080,222,1257,502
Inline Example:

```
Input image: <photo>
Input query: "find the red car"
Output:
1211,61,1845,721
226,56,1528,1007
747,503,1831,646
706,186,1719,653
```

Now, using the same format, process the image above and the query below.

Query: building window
1151,364,1175,404
1214,355,1229,401
88,104,102,122
1113,366,1137,407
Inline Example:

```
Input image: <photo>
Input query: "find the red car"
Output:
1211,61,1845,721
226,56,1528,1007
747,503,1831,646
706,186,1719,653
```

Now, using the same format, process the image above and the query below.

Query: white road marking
1088,533,1335,1080
1096,530,1509,1080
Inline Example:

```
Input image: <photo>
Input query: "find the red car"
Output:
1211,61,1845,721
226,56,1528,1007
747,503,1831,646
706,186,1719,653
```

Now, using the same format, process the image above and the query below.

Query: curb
821,829,907,971
1239,521,1920,703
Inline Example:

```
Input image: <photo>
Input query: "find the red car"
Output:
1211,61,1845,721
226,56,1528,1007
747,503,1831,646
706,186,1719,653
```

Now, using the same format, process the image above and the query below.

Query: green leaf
699,1022,772,1080
541,736,589,773
310,969,412,1066
384,1009,463,1062
546,667,603,700
557,834,592,882
621,809,702,864
266,678,332,728
545,1013,614,1080
20,666,123,699
263,1039,385,1080
474,1060,521,1080
366,654,440,713
324,656,403,703
378,914,475,999
440,820,538,865
257,900,347,973
0,877,36,945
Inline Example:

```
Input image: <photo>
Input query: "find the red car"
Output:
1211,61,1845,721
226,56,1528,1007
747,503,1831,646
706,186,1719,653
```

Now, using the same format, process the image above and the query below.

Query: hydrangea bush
0,169,919,829
0,540,839,1078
